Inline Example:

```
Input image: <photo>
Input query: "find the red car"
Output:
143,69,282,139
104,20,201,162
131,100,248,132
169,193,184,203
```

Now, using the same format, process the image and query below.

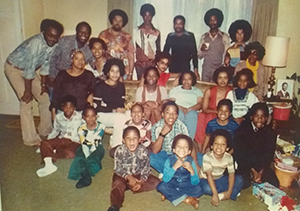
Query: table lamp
262,36,290,97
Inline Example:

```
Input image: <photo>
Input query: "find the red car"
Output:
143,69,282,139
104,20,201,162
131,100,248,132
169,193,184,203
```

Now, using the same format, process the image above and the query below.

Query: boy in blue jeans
200,129,243,207
201,99,239,154
157,134,202,209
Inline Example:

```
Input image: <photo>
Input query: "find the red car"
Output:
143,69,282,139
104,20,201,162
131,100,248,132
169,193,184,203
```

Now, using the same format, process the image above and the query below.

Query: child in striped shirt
200,129,243,207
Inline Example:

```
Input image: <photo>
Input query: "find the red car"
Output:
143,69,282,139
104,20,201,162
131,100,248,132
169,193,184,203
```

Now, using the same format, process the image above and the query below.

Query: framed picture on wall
275,79,294,99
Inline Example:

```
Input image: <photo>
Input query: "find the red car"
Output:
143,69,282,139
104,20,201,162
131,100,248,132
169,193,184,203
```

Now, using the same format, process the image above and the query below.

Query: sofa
105,79,216,134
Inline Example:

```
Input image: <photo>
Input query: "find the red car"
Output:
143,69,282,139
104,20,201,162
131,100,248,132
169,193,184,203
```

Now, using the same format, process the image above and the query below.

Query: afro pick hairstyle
61,95,77,107
140,3,155,16
154,51,172,64
109,9,128,27
245,42,266,61
228,20,252,42
204,8,224,27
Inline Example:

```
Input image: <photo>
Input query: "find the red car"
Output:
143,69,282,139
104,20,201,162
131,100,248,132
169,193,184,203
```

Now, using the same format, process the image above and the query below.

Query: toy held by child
108,126,160,211
157,134,203,210
68,106,106,188
200,129,243,207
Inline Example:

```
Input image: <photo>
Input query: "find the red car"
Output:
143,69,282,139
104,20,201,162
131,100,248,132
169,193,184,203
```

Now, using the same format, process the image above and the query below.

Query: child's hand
126,175,138,188
131,180,144,192
182,161,195,175
173,159,183,170
222,191,232,200
160,124,172,136
211,194,219,206
251,168,262,183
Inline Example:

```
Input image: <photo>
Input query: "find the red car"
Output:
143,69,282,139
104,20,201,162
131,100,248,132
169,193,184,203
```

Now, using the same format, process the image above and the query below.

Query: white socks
36,157,57,177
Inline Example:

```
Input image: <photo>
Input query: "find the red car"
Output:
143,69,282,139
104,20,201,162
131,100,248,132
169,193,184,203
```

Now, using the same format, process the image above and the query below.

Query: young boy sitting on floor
157,134,203,210
200,129,243,207
36,95,83,177
201,99,239,154
108,126,160,211
233,102,279,189
68,106,106,189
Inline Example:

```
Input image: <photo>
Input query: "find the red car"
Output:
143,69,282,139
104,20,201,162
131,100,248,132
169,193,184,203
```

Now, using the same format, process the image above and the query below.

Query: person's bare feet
183,196,199,210
161,194,166,201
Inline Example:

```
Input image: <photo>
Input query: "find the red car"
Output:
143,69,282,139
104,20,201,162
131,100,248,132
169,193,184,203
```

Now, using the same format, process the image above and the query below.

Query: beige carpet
0,115,272,211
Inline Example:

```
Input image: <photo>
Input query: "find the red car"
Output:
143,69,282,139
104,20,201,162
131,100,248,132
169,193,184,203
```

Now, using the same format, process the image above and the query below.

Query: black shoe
75,176,92,189
107,205,119,211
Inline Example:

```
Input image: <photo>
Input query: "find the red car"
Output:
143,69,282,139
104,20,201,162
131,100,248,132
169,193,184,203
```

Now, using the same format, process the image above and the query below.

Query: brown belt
6,60,24,71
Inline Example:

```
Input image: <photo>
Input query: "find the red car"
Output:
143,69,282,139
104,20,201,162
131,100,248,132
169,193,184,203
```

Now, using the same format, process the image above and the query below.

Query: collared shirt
49,35,93,78
163,30,198,73
114,144,150,181
151,119,189,154
99,28,135,75
7,33,56,79
47,111,83,142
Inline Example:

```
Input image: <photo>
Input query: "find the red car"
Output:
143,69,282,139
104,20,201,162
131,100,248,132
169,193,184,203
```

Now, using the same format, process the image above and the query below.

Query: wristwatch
159,132,166,138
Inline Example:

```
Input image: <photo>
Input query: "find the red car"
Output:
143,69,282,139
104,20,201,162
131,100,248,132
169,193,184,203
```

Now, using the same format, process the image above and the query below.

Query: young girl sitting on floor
226,68,258,124
200,129,243,207
68,106,106,189
156,134,203,210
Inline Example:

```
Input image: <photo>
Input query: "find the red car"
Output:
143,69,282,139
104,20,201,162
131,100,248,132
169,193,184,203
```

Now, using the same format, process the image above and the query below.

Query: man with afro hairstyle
198,8,229,82
99,9,135,80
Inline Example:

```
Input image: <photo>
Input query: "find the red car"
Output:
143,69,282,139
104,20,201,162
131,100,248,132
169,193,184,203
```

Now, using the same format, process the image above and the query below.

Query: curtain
251,0,278,45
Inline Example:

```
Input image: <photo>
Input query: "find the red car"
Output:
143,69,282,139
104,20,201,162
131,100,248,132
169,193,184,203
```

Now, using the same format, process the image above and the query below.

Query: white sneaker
36,148,40,153
218,193,224,200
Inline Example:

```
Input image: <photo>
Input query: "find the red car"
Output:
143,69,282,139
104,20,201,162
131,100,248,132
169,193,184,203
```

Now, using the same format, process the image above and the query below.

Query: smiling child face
123,129,140,153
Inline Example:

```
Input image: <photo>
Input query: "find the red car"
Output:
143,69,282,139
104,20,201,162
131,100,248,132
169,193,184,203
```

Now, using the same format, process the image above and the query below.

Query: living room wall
276,0,300,91
18,0,300,99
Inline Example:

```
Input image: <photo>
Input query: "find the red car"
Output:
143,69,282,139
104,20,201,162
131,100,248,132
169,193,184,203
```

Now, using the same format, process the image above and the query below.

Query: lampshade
262,36,290,67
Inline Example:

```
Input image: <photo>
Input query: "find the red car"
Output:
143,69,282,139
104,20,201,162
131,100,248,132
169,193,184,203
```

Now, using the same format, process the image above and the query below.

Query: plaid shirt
49,35,93,78
151,119,189,154
114,144,150,181
47,111,83,142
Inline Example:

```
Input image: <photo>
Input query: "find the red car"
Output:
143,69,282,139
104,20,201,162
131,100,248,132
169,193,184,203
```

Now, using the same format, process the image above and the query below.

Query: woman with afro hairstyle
234,42,267,102
226,20,252,67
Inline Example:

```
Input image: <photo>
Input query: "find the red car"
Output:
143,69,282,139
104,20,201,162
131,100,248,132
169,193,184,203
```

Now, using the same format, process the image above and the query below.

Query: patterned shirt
7,33,56,79
99,28,135,75
49,35,93,78
151,119,189,154
201,151,235,180
134,26,160,67
124,119,152,147
78,121,105,145
47,111,83,142
114,144,150,181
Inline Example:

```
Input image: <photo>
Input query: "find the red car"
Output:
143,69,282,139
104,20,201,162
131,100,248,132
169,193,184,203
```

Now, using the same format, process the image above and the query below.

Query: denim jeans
178,110,198,139
200,174,243,200
157,179,203,206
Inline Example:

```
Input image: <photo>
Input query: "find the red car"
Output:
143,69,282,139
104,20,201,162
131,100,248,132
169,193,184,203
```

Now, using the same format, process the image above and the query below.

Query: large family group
4,3,279,211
